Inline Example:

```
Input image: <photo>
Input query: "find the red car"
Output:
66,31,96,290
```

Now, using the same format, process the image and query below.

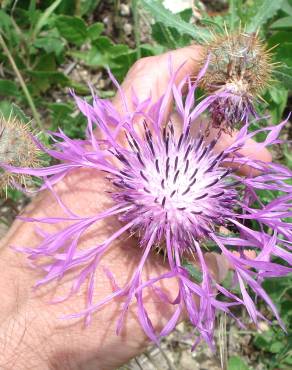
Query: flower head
200,29,273,131
0,114,40,194
4,68,291,348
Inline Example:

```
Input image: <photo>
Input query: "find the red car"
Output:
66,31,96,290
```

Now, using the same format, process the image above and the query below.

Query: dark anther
137,152,145,167
148,139,155,156
143,187,151,193
140,171,148,181
195,193,208,200
163,127,167,141
189,177,197,187
206,178,219,188
177,207,186,211
205,160,217,173
120,170,132,178
198,147,208,162
166,163,170,179
220,169,232,179
124,183,135,189
165,137,169,155
190,168,198,180
191,210,202,215
177,133,184,150
155,159,160,173
170,190,176,197
174,156,179,171
130,134,140,152
166,157,170,169
113,181,124,188
161,179,165,189
185,125,190,139
207,139,217,152
195,136,203,151
182,186,191,195
210,191,225,198
162,196,166,207
184,159,189,174
184,144,192,161
125,133,135,151
174,170,180,184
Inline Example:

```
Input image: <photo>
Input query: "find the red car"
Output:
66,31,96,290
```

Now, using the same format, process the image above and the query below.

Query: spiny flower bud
0,114,40,193
200,29,274,131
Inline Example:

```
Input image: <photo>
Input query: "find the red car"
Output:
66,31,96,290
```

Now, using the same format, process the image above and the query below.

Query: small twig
64,61,77,76
0,33,43,131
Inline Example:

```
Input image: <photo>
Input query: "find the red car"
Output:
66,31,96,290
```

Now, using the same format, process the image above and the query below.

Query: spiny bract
200,28,274,131
0,114,40,193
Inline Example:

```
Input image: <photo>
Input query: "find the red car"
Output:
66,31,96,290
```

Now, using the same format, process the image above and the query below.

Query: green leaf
183,262,202,283
0,80,19,97
87,22,104,41
271,16,292,29
246,0,284,32
55,15,87,46
33,36,65,56
227,356,250,370
0,101,31,124
273,65,292,90
270,341,285,353
32,0,62,40
228,0,242,30
80,0,101,16
28,70,70,93
0,9,19,45
283,0,292,15
140,0,211,42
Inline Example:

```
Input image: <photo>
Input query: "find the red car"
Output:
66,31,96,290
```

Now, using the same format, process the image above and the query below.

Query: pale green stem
0,33,43,131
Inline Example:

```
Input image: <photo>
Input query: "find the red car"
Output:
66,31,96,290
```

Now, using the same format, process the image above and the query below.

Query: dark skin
0,46,271,369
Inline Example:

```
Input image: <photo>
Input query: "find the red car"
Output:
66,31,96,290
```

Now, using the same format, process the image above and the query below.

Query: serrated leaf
141,0,211,42
55,15,87,46
0,80,19,97
227,356,250,370
0,102,31,124
246,0,284,32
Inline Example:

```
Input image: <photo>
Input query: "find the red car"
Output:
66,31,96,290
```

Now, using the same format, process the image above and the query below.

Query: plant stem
0,34,43,131
132,0,141,59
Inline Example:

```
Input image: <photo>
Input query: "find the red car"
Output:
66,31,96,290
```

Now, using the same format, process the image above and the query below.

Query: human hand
0,46,271,370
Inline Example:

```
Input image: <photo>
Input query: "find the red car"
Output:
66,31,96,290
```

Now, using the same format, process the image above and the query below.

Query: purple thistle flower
3,68,292,349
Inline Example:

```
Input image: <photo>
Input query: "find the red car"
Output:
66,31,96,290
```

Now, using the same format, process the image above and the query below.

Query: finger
112,45,205,117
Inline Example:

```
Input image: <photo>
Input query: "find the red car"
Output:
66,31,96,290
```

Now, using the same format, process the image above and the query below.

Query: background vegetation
0,1,291,369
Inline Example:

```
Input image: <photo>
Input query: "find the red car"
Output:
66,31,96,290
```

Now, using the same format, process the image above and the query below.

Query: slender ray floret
2,69,291,348
200,28,274,131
